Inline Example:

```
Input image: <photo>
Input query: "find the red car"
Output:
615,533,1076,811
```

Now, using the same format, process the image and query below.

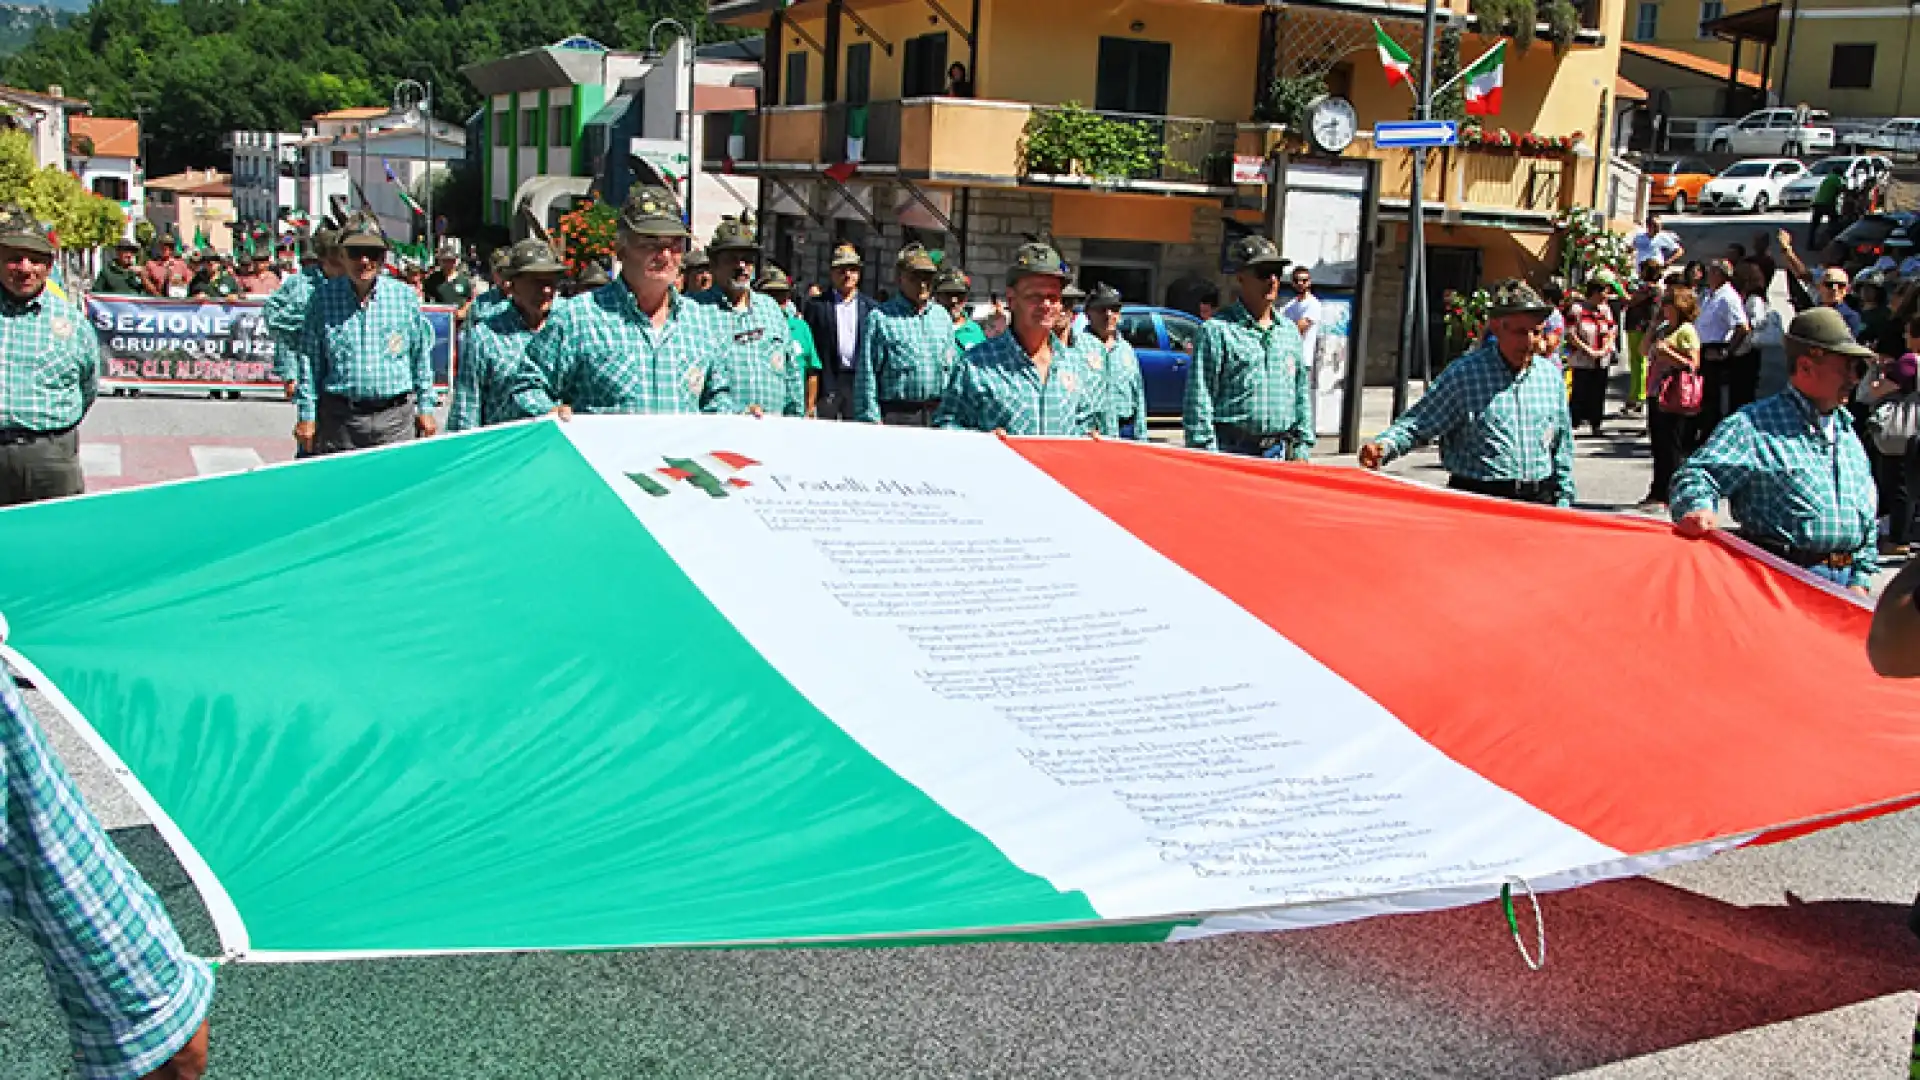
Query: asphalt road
5,387,1920,1079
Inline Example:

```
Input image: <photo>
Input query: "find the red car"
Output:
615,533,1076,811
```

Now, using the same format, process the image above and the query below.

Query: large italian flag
3,416,1917,963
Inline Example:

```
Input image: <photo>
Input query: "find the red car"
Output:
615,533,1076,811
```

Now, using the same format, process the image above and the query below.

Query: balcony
1467,0,1608,43
705,97,1233,193
1349,139,1575,221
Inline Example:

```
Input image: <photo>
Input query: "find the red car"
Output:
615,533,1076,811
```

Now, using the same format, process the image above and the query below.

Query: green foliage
133,217,154,247
1554,206,1634,281
1431,25,1466,124
1541,0,1581,54
0,129,122,248
1019,103,1165,181
1255,75,1327,135
554,198,616,275
0,5,70,59
0,0,737,178
1474,0,1538,51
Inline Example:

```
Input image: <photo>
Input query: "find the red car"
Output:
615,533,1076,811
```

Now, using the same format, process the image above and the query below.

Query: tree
0,128,123,249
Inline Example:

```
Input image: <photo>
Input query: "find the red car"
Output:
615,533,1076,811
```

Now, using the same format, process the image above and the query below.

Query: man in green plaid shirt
686,216,802,416
855,243,957,425
513,186,739,417
0,205,98,505
1081,284,1147,440
1361,280,1575,507
1183,234,1311,459
290,213,438,455
3,666,214,1080
1672,306,1879,592
934,242,1103,436
449,239,566,432
263,230,333,394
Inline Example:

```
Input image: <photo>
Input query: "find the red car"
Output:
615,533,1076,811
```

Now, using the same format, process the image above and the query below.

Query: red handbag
1656,367,1704,415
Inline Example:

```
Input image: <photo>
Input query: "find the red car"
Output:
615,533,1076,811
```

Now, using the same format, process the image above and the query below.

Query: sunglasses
1247,267,1283,280
1821,279,1849,289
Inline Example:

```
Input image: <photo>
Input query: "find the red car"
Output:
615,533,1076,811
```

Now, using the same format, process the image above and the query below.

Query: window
1120,311,1159,351
1095,37,1172,115
1163,312,1199,355
330,150,349,169
494,110,510,146
550,104,572,147
153,190,174,206
521,108,537,146
1634,2,1658,41
92,176,127,201
1832,43,1876,89
845,42,872,106
784,51,808,106
1697,0,1722,37
902,32,949,98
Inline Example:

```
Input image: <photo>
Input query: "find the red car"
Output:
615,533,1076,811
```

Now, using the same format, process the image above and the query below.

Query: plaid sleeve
1374,360,1464,461
0,674,214,1080
1182,324,1221,449
412,308,437,413
1670,413,1757,520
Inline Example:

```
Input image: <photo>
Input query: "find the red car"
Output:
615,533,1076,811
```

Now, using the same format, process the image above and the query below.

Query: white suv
1708,108,1836,157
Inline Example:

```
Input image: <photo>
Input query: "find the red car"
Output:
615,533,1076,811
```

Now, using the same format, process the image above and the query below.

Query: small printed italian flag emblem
627,450,761,498
1373,22,1413,87
1463,41,1506,116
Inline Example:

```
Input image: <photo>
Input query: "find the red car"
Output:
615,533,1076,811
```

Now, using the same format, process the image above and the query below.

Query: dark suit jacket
803,291,878,377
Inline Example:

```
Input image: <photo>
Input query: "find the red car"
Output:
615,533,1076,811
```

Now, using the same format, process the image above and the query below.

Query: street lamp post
649,18,698,230
395,78,433,253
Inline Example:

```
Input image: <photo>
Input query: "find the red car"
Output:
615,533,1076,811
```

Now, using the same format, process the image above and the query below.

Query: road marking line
189,445,266,476
77,442,122,478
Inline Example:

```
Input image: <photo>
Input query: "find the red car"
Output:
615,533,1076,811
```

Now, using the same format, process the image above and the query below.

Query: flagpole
1393,0,1439,418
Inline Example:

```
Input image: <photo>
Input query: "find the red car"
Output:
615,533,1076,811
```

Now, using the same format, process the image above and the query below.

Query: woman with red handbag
1642,286,1702,509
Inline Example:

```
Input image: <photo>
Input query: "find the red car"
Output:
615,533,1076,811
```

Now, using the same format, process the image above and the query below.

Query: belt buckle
1824,552,1854,570
1255,435,1281,451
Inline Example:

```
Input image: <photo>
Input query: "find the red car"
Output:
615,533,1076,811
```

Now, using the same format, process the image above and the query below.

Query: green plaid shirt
449,302,541,432
2,671,215,1080
1090,332,1147,440
0,287,99,431
1671,386,1879,587
263,266,322,381
292,276,437,422
933,331,1103,436
516,281,735,416
1183,302,1311,458
954,319,987,351
854,296,957,421
1372,342,1577,507
689,288,803,416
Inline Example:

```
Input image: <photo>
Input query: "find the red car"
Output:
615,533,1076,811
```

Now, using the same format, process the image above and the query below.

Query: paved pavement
6,388,1920,1078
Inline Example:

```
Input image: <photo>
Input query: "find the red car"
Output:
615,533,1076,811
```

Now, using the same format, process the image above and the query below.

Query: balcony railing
1022,106,1229,186
1468,0,1604,40
823,101,902,166
1352,140,1573,215
700,110,761,166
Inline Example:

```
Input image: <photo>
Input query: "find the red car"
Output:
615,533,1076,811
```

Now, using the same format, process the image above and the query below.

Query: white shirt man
1631,215,1683,270
1696,266,1749,346
1281,267,1323,369
834,289,861,370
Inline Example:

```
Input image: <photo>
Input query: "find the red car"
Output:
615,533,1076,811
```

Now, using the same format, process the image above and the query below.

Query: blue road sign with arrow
1374,121,1458,149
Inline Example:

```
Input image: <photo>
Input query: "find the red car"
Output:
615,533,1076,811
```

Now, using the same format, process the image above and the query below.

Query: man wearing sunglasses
512,186,735,417
1359,280,1576,507
289,212,438,455
1182,234,1311,459
1671,306,1879,595
1816,269,1864,339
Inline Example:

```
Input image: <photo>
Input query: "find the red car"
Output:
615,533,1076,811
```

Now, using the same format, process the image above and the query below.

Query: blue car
1116,304,1201,416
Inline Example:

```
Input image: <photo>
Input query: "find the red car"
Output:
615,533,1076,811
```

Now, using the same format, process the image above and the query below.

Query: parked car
1845,117,1920,157
965,303,1201,415
1834,212,1919,264
1699,158,1806,213
1707,108,1835,156
1778,156,1876,210
1643,155,1715,214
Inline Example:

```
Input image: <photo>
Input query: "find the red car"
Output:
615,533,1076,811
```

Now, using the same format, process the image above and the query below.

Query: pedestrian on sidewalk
1867,345,1920,554
1809,167,1844,249
1692,259,1750,447
1671,307,1878,595
1623,260,1664,417
1641,286,1701,508
1358,280,1575,507
290,212,439,455
1566,276,1618,436
0,206,96,506
1182,234,1311,459
1730,260,1772,415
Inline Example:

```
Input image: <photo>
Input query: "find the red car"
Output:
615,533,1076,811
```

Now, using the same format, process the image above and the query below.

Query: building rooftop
147,169,232,196
314,106,391,121
69,116,139,159
1620,41,1765,90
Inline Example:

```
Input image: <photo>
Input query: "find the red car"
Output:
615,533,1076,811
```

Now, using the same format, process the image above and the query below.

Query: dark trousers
1446,474,1557,505
814,367,856,421
1647,406,1688,503
880,401,938,427
1727,349,1761,416
1568,366,1608,432
1688,357,1731,450
1809,206,1836,249
0,428,83,506
315,394,414,456
1883,442,1916,545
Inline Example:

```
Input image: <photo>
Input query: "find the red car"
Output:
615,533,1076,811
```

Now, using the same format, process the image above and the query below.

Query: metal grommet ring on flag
1501,877,1546,971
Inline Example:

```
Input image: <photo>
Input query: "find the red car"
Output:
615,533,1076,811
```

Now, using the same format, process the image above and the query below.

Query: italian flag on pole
1463,40,1506,115
5,417,1920,962
1374,21,1413,87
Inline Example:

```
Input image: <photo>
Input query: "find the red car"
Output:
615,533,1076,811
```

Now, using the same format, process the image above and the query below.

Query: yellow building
708,0,1624,377
1764,0,1920,117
